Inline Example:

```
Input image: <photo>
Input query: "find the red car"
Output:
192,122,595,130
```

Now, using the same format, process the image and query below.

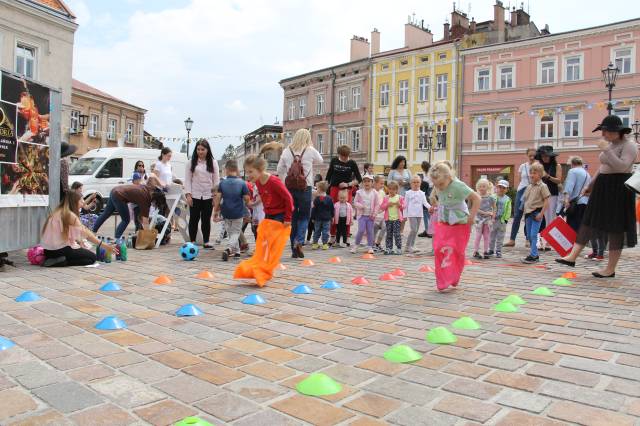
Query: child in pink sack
429,162,480,291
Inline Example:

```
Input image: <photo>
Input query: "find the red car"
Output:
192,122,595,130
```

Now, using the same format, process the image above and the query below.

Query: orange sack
234,219,291,287
636,197,640,224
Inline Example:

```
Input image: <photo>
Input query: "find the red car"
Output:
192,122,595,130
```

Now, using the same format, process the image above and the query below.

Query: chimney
493,0,505,42
405,22,433,48
443,20,450,40
371,28,380,55
510,6,518,27
350,35,370,61
470,17,476,33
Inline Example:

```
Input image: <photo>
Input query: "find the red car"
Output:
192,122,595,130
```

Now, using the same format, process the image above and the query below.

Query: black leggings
335,217,348,244
189,198,213,243
44,246,97,266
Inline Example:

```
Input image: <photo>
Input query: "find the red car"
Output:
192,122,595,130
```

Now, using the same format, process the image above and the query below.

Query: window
418,77,429,102
288,101,295,120
436,74,448,99
540,115,554,139
477,68,490,91
15,44,35,79
379,83,389,107
96,158,123,179
497,117,513,140
439,52,447,60
350,129,360,152
126,122,134,143
316,133,324,154
339,90,347,112
89,114,99,137
614,108,630,127
565,56,581,81
379,127,389,150
285,133,293,146
499,65,514,89
540,60,555,84
397,126,408,150
336,131,345,146
316,94,325,115
352,87,361,109
563,113,580,137
299,97,306,118
436,124,447,148
70,110,80,134
476,120,489,141
107,119,117,140
398,80,409,104
417,125,428,149
614,48,633,74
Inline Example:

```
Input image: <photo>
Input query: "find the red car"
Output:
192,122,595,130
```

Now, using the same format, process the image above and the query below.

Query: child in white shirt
403,176,431,254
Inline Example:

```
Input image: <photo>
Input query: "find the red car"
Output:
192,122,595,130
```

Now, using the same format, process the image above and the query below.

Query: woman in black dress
556,115,638,277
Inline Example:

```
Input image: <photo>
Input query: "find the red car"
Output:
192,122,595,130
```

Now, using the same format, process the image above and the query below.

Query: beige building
0,0,77,141
69,79,147,157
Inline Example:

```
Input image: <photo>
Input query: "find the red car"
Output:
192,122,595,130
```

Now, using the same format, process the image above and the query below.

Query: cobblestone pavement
1,228,640,425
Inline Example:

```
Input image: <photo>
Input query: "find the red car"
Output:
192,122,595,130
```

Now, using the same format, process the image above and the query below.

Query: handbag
565,171,588,217
135,229,158,250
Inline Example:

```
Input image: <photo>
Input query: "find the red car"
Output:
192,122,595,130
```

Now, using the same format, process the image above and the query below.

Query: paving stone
442,377,501,400
343,393,402,418
539,381,626,411
151,350,203,369
32,381,103,413
196,392,261,422
223,376,288,403
154,374,221,404
478,354,527,371
320,364,375,386
397,367,452,387
559,355,640,381
496,389,552,413
605,378,640,397
433,394,501,423
285,355,333,373
90,376,164,408
121,360,179,383
202,348,257,368
547,401,635,426
363,377,441,405
233,409,303,426
240,361,296,381
100,351,147,368
356,357,410,376
66,364,115,383
134,400,197,426
69,404,136,426
386,406,459,426
494,411,566,426
484,370,542,392
271,394,354,425
0,373,15,391
7,410,73,426
0,389,37,421
184,361,245,385
515,348,561,365
323,349,371,365
526,364,601,387
442,361,490,379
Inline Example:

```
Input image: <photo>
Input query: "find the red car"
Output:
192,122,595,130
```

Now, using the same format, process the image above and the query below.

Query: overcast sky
67,0,637,157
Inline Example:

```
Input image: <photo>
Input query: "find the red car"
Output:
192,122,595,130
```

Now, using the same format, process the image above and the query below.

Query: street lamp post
632,120,640,144
419,126,436,164
184,117,194,159
601,62,619,116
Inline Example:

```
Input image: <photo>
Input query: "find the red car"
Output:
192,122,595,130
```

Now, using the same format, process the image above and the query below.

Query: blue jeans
290,186,312,249
422,209,430,233
92,192,130,238
313,220,331,244
510,187,526,241
525,211,543,257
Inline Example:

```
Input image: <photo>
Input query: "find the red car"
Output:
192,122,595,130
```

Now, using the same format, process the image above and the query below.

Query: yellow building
370,21,459,175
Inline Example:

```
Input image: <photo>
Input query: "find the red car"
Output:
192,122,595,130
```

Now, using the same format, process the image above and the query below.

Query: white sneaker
350,246,357,254
367,247,374,254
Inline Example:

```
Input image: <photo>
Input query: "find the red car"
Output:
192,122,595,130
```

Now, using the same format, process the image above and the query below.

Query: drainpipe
329,69,336,158
456,44,465,181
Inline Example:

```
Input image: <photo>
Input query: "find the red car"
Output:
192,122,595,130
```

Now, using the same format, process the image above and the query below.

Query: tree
221,144,236,162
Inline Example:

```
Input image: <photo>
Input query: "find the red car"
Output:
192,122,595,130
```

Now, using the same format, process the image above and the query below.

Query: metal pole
186,130,191,159
607,86,613,116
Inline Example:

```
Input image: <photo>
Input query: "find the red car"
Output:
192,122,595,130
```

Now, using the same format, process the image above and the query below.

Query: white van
69,147,188,212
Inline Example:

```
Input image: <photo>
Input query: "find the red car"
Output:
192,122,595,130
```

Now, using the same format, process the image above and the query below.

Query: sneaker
521,255,539,264
203,243,214,250
594,255,604,261
240,243,249,252
295,243,305,259
322,244,329,250
221,249,230,262
367,247,374,254
473,252,482,259
393,249,402,255
312,243,319,250
214,239,221,245
43,256,66,267
350,246,357,254
483,251,491,259
503,240,516,247
495,252,502,258
345,242,351,247
233,253,241,258
418,231,428,238
585,252,597,259
487,250,494,256
384,250,391,255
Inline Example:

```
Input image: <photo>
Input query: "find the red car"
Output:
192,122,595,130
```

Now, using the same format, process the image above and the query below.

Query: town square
0,1,640,425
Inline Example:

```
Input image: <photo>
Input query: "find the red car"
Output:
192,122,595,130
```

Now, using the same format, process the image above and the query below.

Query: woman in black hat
556,115,638,277
536,145,562,251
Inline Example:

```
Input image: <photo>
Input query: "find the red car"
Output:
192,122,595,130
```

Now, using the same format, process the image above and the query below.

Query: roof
72,79,147,112
279,57,370,84
28,0,75,18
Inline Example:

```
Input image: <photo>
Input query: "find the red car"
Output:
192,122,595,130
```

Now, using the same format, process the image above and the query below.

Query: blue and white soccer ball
180,242,199,261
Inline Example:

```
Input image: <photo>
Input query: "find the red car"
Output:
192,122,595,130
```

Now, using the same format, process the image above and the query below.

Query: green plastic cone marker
532,287,555,296
296,373,342,396
552,277,573,286
452,316,481,330
175,417,214,426
494,301,519,312
426,326,457,344
383,345,423,363
502,294,527,305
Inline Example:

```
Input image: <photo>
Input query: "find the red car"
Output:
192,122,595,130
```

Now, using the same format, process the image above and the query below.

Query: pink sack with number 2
433,222,471,291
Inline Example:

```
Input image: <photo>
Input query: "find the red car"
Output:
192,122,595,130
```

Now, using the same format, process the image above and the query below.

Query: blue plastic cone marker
15,291,41,302
0,336,15,351
242,294,266,305
292,284,313,294
321,280,342,290
95,316,127,330
99,281,121,292
176,304,204,317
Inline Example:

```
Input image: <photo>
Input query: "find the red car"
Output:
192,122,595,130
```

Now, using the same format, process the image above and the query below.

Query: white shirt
517,162,531,191
277,146,324,188
358,189,374,216
154,160,173,186
403,189,430,218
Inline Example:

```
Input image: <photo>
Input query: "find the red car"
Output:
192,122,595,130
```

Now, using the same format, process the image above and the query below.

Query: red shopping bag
540,217,576,257
433,222,471,291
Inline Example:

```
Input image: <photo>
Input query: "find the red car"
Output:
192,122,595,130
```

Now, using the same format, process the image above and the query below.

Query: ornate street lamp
601,62,619,116
419,125,437,164
78,114,89,130
632,120,640,144
184,117,194,158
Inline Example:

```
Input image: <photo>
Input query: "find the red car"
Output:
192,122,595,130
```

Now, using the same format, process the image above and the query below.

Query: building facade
242,124,283,172
0,0,77,141
459,19,640,186
69,79,147,157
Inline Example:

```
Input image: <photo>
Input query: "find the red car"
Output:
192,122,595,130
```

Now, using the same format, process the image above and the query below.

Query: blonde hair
244,154,267,172
374,175,384,184
290,129,311,153
569,156,583,166
316,181,328,192
530,161,545,175
338,189,348,200
387,181,399,191
429,161,454,181
475,178,490,191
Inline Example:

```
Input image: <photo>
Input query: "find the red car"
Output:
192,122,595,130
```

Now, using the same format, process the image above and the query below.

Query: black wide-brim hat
593,115,632,134
536,145,558,157
61,142,77,158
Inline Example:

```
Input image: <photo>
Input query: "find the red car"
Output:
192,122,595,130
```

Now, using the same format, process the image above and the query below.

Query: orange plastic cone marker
562,272,577,279
302,259,315,266
153,275,172,285
419,265,435,272
328,256,342,264
195,270,214,279
390,268,406,277
351,276,369,285
379,273,397,281
361,253,375,260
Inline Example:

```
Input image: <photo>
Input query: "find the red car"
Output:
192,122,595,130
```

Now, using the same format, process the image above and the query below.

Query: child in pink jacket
333,190,353,248
379,181,406,255
351,174,379,254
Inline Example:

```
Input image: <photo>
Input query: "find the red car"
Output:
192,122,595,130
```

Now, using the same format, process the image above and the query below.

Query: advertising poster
0,72,51,207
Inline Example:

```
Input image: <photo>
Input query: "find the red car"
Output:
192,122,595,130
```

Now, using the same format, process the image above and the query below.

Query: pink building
280,36,373,176
459,18,640,187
